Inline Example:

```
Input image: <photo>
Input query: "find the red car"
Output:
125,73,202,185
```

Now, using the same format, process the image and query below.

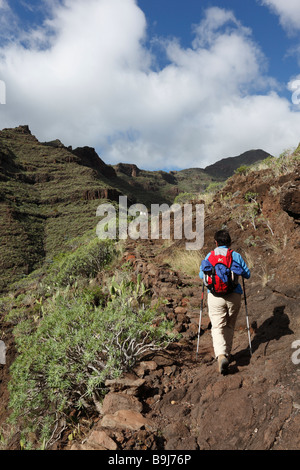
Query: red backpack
204,249,238,294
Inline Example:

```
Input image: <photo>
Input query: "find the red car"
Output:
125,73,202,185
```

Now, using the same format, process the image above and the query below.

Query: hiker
199,230,250,374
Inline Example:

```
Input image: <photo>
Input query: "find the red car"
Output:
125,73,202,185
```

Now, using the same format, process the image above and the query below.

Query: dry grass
242,250,256,270
255,261,275,288
164,247,204,277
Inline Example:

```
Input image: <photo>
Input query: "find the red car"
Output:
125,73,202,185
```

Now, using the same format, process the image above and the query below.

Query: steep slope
112,164,214,205
112,149,268,205
66,151,300,451
0,126,269,292
0,126,122,291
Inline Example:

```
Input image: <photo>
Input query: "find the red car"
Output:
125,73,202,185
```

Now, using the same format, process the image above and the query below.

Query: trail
69,237,300,451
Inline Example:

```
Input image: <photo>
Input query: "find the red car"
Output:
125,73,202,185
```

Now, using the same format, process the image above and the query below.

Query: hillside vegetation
0,126,299,450
0,126,267,293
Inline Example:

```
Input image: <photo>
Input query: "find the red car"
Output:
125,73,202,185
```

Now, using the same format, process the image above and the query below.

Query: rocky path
69,238,300,451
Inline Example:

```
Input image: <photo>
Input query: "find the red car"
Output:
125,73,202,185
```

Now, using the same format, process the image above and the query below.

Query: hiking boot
218,355,229,375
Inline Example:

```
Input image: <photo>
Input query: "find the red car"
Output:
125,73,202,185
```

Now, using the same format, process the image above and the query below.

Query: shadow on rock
230,305,294,373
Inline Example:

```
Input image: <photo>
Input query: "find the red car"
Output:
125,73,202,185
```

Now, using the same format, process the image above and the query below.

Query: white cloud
260,0,300,34
0,0,19,42
191,6,252,48
0,0,300,170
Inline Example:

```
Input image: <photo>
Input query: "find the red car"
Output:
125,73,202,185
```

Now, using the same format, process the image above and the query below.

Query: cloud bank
0,0,300,170
261,0,300,33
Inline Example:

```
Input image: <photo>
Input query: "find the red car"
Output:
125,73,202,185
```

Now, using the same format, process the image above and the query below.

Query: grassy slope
0,126,118,291
0,125,267,292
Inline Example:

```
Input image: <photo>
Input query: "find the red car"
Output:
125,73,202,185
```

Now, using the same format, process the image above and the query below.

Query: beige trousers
207,292,242,358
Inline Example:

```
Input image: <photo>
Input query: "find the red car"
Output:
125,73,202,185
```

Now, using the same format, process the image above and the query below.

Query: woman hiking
199,230,250,374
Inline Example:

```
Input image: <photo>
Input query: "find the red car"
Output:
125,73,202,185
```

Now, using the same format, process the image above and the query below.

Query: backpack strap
207,250,218,266
225,249,233,268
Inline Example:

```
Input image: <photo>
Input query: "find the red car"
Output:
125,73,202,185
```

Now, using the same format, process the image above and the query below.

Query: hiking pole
196,282,205,361
242,278,253,357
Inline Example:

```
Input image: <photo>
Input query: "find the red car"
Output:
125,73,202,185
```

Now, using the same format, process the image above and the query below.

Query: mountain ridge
0,125,269,292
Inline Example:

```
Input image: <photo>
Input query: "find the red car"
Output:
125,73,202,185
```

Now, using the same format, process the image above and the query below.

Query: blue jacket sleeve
199,252,210,279
232,252,251,279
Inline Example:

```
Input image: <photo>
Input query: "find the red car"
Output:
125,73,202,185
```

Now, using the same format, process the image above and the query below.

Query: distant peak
72,146,116,178
13,125,32,135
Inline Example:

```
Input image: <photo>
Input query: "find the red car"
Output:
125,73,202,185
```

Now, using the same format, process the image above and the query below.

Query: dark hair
214,230,231,247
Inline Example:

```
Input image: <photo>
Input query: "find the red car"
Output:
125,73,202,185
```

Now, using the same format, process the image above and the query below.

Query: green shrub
8,276,176,449
174,192,196,204
244,191,259,203
234,164,250,175
250,152,300,176
48,238,117,286
260,156,275,167
204,181,225,194
276,151,300,175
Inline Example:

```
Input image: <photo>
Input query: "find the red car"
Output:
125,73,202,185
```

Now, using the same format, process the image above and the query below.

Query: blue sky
138,0,299,92
1,0,300,170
